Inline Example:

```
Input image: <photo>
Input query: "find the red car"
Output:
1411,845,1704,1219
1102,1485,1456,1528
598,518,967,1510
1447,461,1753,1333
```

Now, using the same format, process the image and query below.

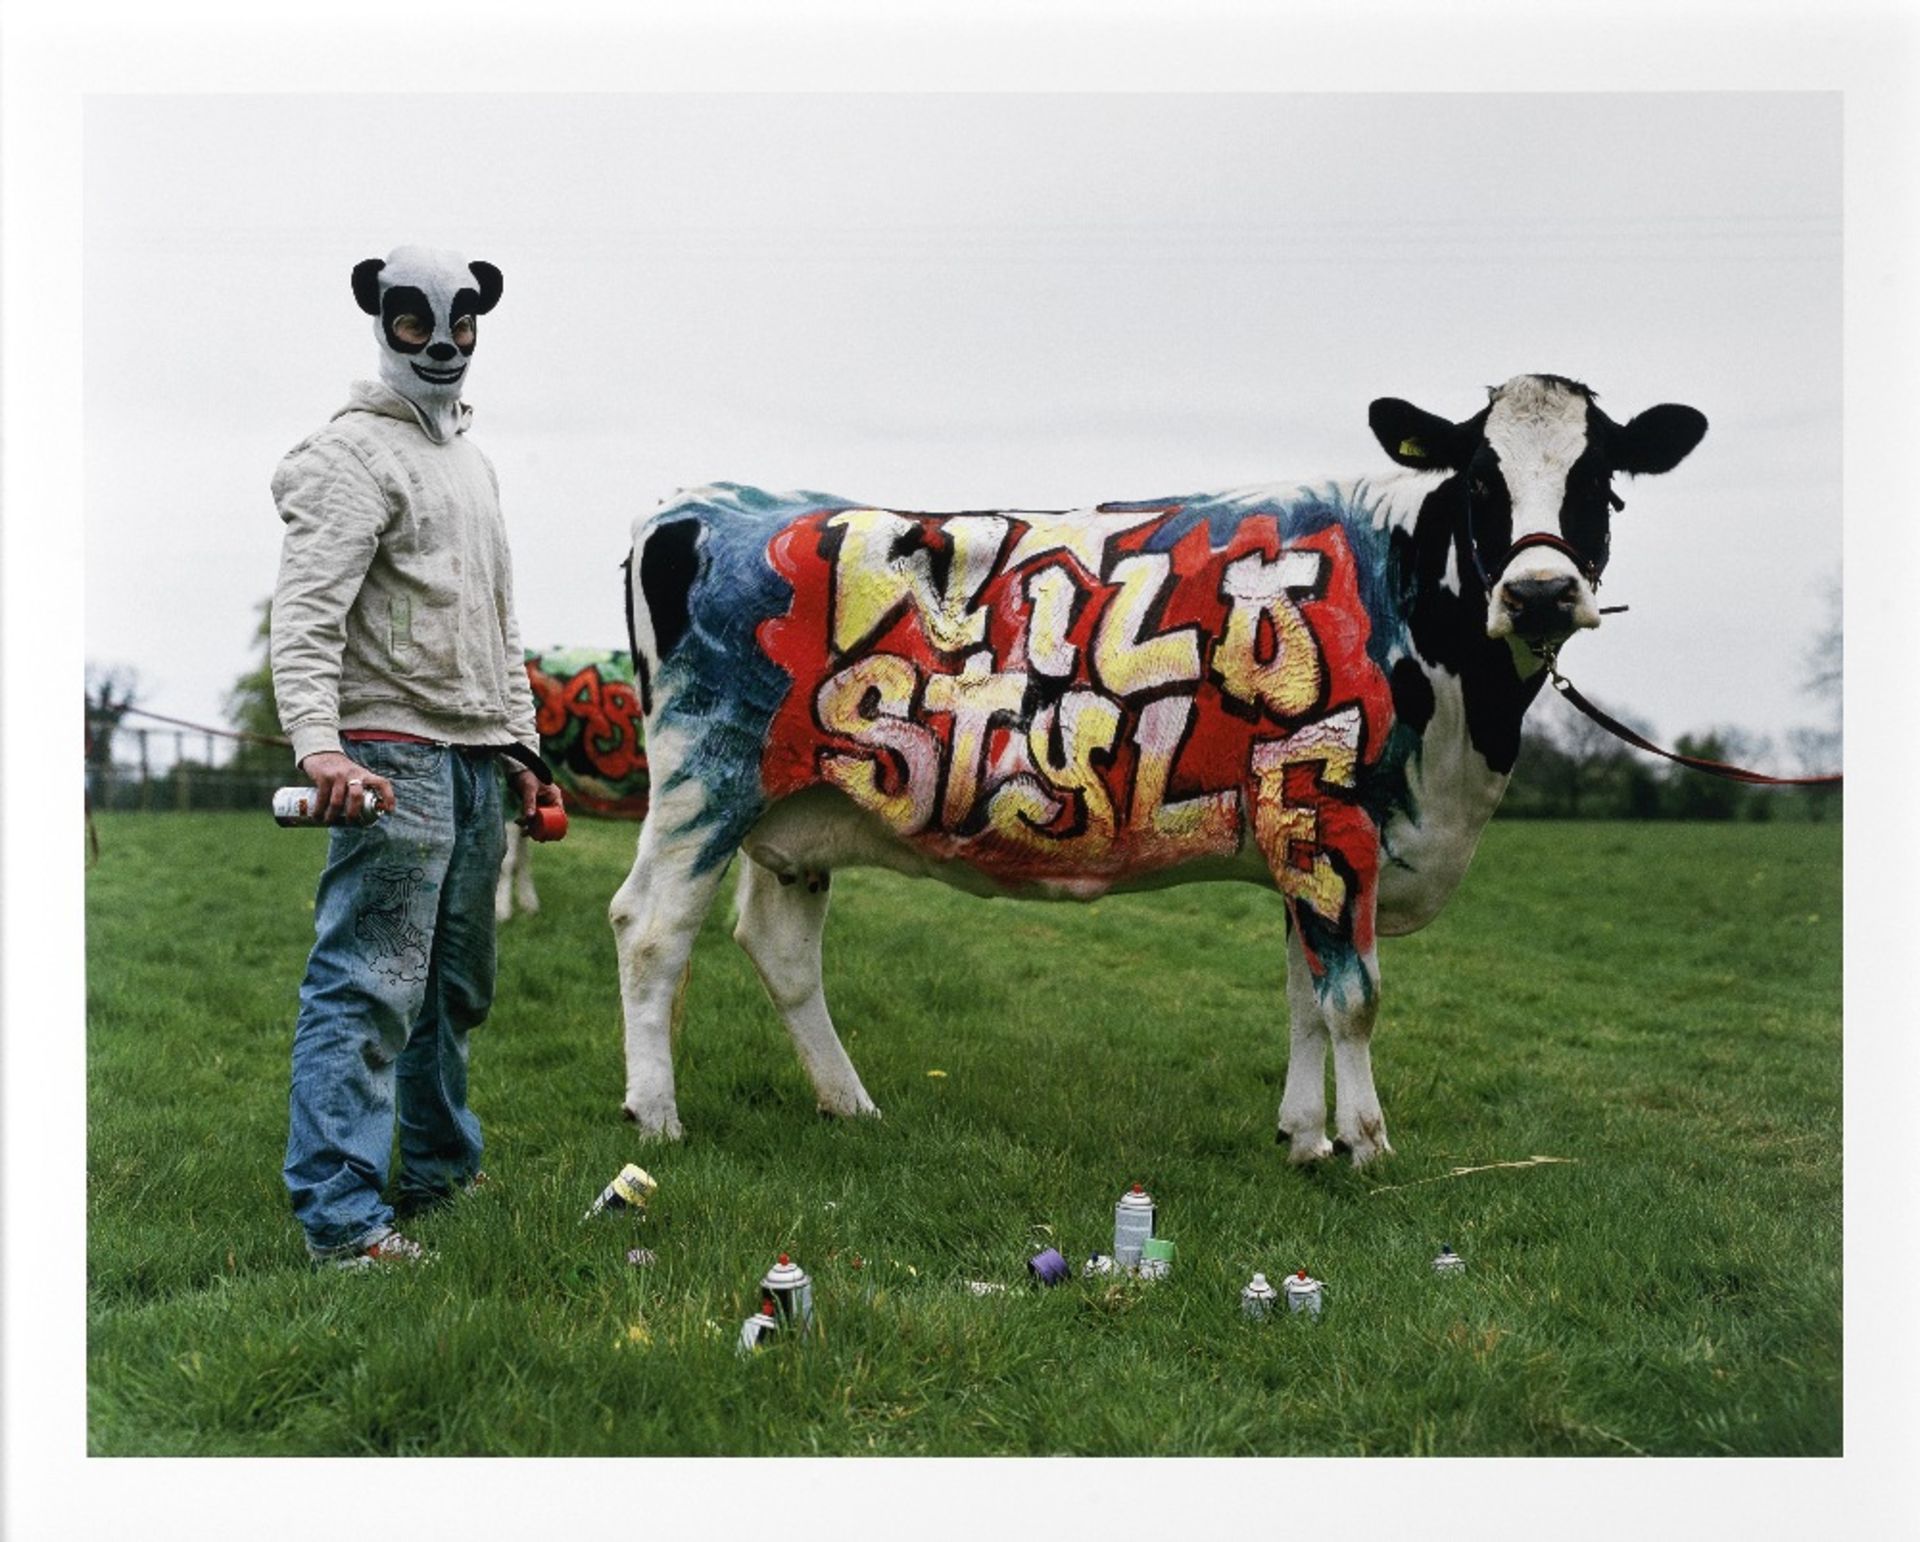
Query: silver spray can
1284,1269,1324,1317
1241,1272,1278,1320
736,1298,780,1355
1432,1244,1465,1275
272,786,380,826
1113,1184,1155,1267
760,1253,814,1334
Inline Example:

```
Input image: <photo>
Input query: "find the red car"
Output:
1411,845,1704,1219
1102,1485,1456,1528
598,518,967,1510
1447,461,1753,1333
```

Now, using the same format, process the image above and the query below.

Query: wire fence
87,711,296,814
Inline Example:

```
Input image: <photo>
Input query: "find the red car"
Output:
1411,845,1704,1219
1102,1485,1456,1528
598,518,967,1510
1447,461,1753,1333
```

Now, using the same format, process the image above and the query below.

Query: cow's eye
1471,476,1493,501
451,316,476,348
392,314,431,346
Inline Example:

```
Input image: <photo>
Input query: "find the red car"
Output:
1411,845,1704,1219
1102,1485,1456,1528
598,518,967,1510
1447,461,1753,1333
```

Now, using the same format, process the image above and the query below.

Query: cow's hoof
1281,1129,1335,1164
816,1098,883,1121
1335,1121,1393,1167
621,1104,684,1142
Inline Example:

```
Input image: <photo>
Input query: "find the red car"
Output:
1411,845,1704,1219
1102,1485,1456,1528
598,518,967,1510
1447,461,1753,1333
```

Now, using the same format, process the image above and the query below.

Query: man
270,245,561,1268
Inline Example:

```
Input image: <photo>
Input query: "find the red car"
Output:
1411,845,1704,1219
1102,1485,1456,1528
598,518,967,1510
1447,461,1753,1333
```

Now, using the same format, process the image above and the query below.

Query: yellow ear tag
1398,438,1427,459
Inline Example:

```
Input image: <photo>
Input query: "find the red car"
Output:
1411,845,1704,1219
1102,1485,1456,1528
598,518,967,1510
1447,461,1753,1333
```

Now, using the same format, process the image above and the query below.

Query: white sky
85,91,1840,752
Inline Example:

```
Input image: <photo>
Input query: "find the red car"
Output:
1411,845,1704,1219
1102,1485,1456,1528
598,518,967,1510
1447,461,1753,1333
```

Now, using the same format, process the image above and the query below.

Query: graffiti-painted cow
610,375,1707,1163
495,647,650,921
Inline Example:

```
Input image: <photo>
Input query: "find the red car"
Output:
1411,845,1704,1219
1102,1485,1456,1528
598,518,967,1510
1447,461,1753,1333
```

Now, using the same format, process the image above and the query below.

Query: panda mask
350,246,504,444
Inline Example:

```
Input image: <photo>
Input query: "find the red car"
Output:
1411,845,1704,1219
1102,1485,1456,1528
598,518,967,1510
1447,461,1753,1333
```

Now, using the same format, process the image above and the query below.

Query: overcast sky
83,91,1839,758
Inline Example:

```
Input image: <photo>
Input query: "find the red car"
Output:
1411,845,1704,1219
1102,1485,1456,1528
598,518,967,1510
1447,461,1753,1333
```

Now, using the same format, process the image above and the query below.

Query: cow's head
1370,375,1708,658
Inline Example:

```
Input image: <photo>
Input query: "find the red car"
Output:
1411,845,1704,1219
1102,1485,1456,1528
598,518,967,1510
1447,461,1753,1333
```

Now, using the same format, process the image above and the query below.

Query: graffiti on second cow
524,647,651,818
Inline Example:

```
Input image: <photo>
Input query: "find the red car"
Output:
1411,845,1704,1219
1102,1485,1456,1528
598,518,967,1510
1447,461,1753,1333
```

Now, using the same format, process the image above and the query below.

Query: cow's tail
623,501,707,720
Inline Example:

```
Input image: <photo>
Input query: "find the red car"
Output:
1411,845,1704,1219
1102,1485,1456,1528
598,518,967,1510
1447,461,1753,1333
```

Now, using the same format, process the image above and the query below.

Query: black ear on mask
469,261,504,314
351,259,385,316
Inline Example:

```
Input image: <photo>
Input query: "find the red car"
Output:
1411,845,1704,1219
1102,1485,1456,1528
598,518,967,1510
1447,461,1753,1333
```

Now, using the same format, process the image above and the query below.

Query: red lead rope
1545,663,1842,788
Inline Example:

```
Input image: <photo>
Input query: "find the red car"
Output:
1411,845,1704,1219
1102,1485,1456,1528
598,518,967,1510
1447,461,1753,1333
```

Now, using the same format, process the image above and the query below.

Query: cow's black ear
1615,404,1708,476
351,258,385,316
1369,398,1471,470
469,261,504,314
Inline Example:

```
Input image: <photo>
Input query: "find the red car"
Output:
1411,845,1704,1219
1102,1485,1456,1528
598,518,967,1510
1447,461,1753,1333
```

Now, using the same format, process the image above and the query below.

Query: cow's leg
1320,946,1391,1167
495,825,518,921
512,825,540,916
494,822,531,922
732,855,879,1120
1277,926,1335,1163
608,821,729,1139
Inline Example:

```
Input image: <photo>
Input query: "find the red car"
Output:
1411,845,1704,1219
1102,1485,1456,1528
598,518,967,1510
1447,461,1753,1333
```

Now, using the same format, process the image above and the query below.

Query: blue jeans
284,741,507,1259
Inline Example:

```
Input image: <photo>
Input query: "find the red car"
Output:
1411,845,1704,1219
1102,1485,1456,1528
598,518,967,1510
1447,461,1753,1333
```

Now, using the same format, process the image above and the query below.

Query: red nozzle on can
523,803,568,842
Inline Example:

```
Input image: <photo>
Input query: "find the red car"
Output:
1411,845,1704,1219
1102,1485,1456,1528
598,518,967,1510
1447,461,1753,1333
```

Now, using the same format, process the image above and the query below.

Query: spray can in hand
272,786,380,827
521,803,568,843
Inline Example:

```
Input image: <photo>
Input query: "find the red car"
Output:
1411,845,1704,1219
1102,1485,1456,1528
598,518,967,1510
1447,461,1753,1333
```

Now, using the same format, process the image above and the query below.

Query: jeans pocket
347,740,444,784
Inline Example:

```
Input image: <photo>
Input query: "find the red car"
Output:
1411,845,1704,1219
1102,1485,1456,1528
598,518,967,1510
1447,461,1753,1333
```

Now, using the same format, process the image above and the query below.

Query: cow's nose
427,342,457,362
1502,575,1578,634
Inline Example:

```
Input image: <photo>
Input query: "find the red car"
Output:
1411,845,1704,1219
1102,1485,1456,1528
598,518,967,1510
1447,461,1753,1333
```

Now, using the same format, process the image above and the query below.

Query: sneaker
330,1229,434,1271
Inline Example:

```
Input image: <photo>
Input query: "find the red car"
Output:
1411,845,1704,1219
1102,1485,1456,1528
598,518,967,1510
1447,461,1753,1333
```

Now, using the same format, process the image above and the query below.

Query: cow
495,647,650,921
608,375,1708,1163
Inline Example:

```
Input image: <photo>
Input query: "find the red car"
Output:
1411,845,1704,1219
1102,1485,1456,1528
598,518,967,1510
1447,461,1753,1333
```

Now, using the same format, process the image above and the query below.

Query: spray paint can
1138,1237,1176,1280
522,804,569,843
760,1253,814,1333
1241,1272,1278,1320
1027,1248,1069,1286
1284,1269,1324,1318
583,1163,658,1220
272,786,380,826
1432,1244,1465,1275
1114,1184,1156,1266
737,1297,780,1355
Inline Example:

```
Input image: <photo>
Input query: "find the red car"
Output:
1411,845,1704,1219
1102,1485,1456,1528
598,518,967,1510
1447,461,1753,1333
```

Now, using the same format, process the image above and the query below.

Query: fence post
175,732,190,812
138,730,152,812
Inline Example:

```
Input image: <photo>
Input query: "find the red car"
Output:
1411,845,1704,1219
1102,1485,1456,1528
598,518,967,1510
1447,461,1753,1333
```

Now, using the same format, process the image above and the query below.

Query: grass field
85,813,1842,1456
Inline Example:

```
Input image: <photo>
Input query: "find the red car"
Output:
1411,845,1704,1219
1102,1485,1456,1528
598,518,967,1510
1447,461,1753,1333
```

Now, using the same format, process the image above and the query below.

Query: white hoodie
270,380,539,766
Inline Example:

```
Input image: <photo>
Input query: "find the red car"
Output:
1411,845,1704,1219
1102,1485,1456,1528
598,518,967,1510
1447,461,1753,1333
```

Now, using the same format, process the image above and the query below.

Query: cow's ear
1615,403,1708,476
1369,398,1472,470
351,258,385,316
469,261,504,314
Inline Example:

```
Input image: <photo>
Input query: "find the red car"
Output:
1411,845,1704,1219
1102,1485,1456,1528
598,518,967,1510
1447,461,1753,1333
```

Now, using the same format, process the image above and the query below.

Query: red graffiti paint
525,652,651,818
757,505,1392,938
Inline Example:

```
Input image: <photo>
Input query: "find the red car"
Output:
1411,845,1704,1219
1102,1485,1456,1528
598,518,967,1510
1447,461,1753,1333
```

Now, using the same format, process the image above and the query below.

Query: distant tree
85,662,141,785
1667,731,1747,820
1788,579,1843,821
225,599,295,774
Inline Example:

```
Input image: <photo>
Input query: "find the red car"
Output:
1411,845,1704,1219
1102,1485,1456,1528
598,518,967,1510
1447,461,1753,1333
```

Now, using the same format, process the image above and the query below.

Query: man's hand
299,750,396,824
507,766,562,825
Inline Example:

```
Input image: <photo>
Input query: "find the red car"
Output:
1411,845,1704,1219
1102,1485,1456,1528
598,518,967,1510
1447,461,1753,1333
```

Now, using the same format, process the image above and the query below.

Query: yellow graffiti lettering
815,653,941,834
1127,694,1242,861
922,651,1028,830
1091,552,1203,698
984,774,1062,849
1248,706,1362,921
1024,690,1123,854
1023,566,1080,678
827,509,1009,657
1214,549,1326,718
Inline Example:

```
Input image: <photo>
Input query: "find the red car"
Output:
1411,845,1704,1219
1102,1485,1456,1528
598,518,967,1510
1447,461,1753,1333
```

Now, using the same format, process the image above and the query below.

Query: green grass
86,815,1841,1455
